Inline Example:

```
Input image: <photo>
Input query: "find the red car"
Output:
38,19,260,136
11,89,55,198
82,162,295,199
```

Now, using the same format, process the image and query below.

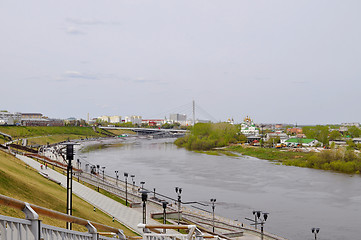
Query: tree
303,125,330,146
347,126,361,138
329,130,341,141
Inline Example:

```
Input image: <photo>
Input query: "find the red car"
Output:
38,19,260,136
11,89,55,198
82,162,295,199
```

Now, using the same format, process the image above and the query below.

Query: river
78,137,361,240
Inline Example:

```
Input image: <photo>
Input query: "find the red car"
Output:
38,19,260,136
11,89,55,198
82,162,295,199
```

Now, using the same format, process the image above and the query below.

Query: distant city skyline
1,0,361,125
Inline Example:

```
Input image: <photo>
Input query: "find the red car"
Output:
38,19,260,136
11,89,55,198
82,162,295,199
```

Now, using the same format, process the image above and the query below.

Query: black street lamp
246,211,269,240
312,228,320,240
175,187,182,226
102,167,106,181
124,172,129,206
131,174,135,186
253,211,261,230
162,201,168,233
77,159,81,182
210,198,216,233
140,181,145,189
140,190,148,225
115,171,119,186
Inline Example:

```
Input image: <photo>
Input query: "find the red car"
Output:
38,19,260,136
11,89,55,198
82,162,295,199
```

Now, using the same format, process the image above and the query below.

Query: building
285,138,320,147
125,116,142,125
98,116,110,123
287,127,303,135
340,123,360,132
226,118,234,125
21,113,43,119
240,116,260,136
142,119,165,127
169,114,187,125
109,116,122,124
265,132,289,143
0,112,21,125
21,118,64,126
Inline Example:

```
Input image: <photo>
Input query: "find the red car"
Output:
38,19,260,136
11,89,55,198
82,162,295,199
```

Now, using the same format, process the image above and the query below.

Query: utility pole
193,100,195,126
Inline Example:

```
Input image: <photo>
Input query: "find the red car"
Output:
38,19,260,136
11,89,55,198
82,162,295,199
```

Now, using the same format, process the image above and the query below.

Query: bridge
100,127,188,137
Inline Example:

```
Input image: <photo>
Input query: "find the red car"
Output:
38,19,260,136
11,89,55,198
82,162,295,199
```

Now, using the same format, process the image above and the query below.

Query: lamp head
263,213,269,221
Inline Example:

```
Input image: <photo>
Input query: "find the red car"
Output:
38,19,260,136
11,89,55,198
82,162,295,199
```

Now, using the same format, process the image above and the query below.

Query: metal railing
0,194,126,240
137,224,217,240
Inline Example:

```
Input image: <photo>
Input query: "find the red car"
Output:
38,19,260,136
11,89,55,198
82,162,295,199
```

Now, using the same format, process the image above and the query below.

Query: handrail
0,193,122,234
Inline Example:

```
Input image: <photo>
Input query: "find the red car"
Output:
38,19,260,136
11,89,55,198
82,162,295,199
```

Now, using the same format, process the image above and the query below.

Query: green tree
329,130,341,141
347,126,361,138
303,125,330,146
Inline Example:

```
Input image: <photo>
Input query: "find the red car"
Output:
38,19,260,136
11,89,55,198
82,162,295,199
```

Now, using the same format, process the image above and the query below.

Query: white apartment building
98,116,110,122
109,116,122,124
125,115,142,125
0,112,22,125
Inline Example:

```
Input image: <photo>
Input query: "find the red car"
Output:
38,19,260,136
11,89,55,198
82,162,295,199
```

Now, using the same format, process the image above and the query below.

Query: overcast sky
1,0,360,124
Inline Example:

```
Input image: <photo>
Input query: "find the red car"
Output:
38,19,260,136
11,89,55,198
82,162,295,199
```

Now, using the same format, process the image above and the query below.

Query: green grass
227,145,361,174
106,129,136,136
227,145,310,161
0,126,110,145
0,150,138,236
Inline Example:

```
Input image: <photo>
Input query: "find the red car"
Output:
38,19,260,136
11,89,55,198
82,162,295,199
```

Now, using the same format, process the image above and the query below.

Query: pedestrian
45,163,47,169
41,165,43,169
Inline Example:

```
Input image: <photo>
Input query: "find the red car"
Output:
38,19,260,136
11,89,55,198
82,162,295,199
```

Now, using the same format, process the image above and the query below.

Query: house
286,127,303,135
265,132,289,143
285,138,320,147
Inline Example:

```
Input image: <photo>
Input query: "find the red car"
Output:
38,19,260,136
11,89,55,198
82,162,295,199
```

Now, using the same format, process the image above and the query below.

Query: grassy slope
0,126,109,145
106,129,136,136
0,150,137,236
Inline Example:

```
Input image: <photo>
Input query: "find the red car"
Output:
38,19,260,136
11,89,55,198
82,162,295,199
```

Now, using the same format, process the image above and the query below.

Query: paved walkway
17,154,263,240
16,154,164,235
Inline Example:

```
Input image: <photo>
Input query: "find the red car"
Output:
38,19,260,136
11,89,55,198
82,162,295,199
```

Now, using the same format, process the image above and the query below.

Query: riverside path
16,154,269,240
16,154,168,235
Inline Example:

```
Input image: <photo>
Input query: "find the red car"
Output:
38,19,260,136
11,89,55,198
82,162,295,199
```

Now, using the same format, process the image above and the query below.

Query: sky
1,0,361,125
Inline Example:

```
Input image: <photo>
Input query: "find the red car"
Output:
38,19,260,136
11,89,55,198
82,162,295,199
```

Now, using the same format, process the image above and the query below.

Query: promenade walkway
16,154,264,240
16,154,165,235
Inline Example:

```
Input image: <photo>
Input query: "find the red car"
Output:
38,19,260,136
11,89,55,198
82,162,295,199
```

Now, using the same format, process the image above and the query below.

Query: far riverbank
225,145,361,175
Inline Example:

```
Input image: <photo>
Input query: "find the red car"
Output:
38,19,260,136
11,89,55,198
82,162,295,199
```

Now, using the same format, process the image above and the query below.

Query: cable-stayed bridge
100,126,187,138
150,101,218,124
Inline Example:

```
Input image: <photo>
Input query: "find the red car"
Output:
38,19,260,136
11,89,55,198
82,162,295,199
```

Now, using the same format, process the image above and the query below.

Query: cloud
54,71,98,82
66,18,120,26
66,26,85,35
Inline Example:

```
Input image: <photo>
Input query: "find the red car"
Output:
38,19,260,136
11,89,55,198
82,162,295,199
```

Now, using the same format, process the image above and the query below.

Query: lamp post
312,228,320,240
115,171,119,186
140,190,148,225
131,174,135,186
124,172,129,206
175,187,182,226
102,167,106,181
253,211,261,230
162,201,168,233
64,143,78,230
77,159,81,182
210,198,216,233
246,211,269,240
140,181,145,189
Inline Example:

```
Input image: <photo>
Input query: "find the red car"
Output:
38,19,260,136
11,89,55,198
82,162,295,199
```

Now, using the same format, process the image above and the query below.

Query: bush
175,123,244,151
